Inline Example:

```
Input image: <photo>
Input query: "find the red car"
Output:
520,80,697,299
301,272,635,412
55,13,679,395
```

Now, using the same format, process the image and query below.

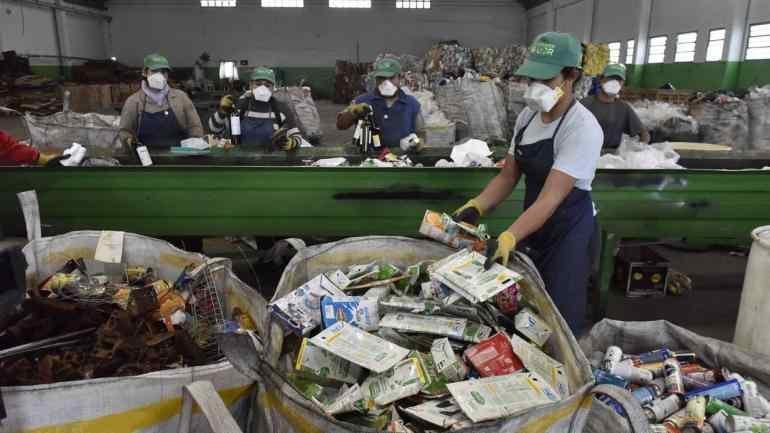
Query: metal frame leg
595,231,618,321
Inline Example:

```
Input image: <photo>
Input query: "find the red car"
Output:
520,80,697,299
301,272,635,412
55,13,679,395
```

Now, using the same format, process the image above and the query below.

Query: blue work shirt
354,89,421,148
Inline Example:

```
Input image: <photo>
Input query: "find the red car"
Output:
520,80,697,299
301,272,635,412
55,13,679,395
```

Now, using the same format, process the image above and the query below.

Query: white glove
60,143,87,167
399,133,420,152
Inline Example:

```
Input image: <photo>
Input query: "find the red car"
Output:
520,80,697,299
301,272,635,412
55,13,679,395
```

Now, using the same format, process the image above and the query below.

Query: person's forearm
506,195,561,242
640,128,651,143
475,171,518,213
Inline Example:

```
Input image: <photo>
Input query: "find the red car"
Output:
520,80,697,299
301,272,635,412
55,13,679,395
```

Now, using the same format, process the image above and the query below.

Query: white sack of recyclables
597,136,684,170
448,139,495,167
180,137,210,150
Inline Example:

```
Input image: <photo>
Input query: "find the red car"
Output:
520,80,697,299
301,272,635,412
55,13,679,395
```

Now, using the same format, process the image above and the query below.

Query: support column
583,0,596,43
722,0,750,90
629,0,652,88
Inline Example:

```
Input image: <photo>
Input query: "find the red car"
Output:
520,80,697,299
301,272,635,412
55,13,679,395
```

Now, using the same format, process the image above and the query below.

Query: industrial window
706,28,726,61
648,36,667,64
674,32,697,62
329,0,371,7
396,0,430,8
746,23,770,60
262,0,303,6
608,42,621,63
200,0,235,6
219,61,239,80
626,39,635,64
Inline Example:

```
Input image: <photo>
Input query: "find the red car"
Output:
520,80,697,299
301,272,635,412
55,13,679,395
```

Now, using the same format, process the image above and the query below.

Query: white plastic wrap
689,96,750,149
597,136,684,170
630,100,699,141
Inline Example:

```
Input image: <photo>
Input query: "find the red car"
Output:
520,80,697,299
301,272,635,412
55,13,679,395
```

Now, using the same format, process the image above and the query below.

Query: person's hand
452,198,483,225
272,128,300,151
219,95,235,115
347,103,371,119
484,231,517,270
124,134,136,148
37,152,58,166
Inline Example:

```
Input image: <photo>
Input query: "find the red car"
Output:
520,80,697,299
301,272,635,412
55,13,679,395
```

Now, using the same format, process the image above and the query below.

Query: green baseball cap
372,58,401,78
250,66,276,84
144,53,171,71
603,63,627,80
516,32,583,80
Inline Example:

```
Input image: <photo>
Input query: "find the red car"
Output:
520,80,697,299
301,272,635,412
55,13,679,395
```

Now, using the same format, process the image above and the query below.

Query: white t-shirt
508,102,603,191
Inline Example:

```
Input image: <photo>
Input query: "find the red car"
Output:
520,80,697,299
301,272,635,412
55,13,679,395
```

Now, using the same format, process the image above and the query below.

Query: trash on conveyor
260,241,577,431
598,137,685,170
689,93,750,149
590,344,770,433
0,257,247,385
631,100,699,141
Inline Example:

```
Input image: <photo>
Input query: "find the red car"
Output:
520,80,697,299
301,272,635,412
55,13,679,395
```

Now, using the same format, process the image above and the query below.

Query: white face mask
602,80,622,96
378,80,398,97
147,72,167,90
523,82,564,113
252,85,272,102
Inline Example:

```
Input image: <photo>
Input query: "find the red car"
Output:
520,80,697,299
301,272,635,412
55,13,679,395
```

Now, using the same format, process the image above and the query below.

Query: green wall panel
641,62,727,90
736,60,770,89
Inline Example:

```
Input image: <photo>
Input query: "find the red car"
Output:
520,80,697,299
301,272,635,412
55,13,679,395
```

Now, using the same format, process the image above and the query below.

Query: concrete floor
1,104,750,344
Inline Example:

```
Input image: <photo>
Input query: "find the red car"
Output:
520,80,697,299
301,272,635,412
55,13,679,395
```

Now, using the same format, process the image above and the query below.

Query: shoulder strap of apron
551,98,577,140
269,98,283,127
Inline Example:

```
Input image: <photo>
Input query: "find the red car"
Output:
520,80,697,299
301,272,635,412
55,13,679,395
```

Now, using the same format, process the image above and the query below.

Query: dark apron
513,100,595,334
136,103,185,150
241,113,276,149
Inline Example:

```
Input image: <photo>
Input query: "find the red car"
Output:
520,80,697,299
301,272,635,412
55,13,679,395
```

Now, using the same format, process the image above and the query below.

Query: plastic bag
689,95,750,149
597,136,684,169
630,100,699,141
272,86,323,143
434,77,509,143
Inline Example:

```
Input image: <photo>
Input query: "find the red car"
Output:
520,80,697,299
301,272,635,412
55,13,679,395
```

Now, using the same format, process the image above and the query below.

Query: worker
209,67,303,150
453,32,603,333
119,53,204,150
336,58,423,149
582,63,650,149
1,130,58,165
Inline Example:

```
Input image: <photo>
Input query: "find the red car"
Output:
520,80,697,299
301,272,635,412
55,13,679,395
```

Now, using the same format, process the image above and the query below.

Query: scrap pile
689,92,750,149
631,100,699,142
273,86,323,143
267,223,569,431
433,77,509,144
592,345,770,432
0,258,244,386
747,84,770,150
409,89,455,147
471,45,528,79
5,75,61,116
334,60,372,105
582,43,610,77
423,41,473,80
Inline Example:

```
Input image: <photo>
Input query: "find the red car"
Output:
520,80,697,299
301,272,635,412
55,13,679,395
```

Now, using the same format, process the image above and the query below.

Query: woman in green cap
453,32,604,333
209,66,303,150
119,53,203,150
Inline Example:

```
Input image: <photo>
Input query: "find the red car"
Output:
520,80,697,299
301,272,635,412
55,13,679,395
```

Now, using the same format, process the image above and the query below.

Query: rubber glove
282,135,300,151
346,103,372,119
219,95,235,115
452,198,484,225
272,128,300,151
37,152,59,166
484,231,517,270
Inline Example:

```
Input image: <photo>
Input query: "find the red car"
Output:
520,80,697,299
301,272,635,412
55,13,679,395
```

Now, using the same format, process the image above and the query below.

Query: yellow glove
219,95,235,115
452,198,484,225
485,231,517,269
282,135,300,151
37,152,58,166
346,103,372,119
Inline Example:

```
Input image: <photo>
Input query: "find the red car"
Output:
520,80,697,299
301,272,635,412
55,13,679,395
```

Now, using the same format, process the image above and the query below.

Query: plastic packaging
463,332,523,377
309,321,409,373
515,307,553,347
378,312,492,343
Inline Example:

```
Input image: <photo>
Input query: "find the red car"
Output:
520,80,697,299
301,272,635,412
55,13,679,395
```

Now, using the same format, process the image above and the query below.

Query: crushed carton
447,372,562,423
295,337,362,384
431,338,469,382
402,396,471,428
320,295,380,331
362,356,427,405
510,334,569,398
419,210,489,251
309,321,409,374
379,312,492,343
269,274,347,335
463,332,524,377
432,249,523,304
515,307,553,347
